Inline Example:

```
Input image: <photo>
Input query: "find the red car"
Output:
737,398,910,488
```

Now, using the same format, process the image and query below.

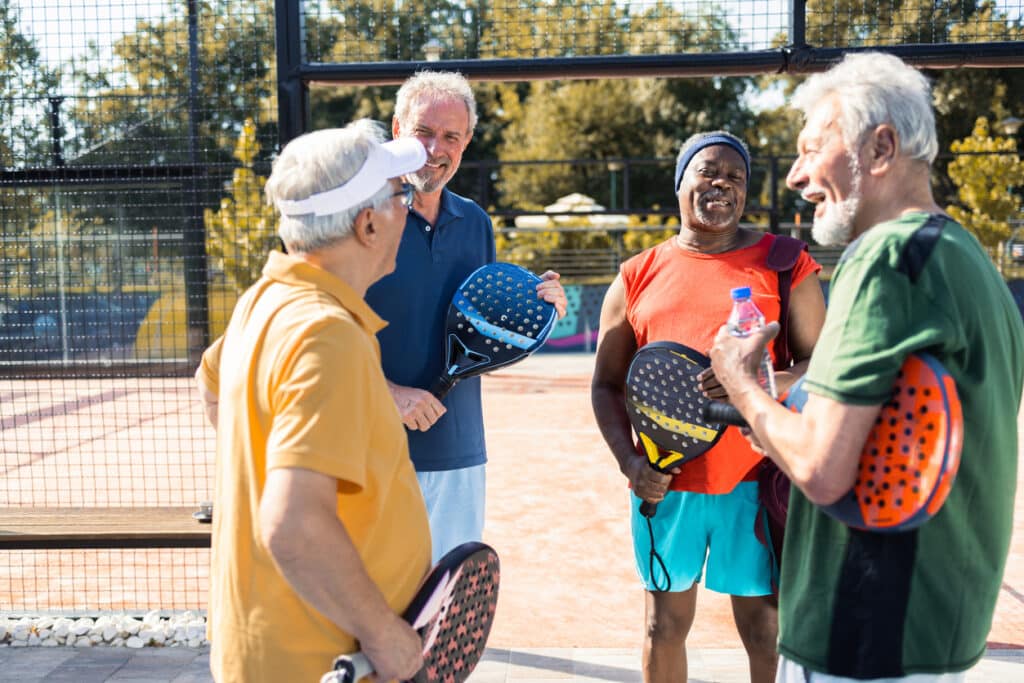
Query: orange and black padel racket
322,542,500,683
703,353,963,532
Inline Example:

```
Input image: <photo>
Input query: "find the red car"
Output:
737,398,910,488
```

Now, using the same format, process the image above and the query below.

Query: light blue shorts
416,465,486,565
630,482,772,595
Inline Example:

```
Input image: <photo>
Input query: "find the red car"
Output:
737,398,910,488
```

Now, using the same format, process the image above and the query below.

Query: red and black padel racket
625,341,728,518
702,353,963,531
321,542,500,683
429,262,557,400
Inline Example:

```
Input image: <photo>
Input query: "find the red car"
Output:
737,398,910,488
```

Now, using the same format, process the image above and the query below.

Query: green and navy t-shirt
779,213,1024,677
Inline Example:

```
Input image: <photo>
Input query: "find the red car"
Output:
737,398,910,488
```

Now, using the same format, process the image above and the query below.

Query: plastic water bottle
726,286,778,399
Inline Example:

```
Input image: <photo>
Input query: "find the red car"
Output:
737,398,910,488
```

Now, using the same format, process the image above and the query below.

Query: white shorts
416,464,486,565
777,655,967,683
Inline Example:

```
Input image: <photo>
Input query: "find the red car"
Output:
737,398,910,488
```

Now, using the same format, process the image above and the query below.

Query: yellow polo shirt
199,251,430,683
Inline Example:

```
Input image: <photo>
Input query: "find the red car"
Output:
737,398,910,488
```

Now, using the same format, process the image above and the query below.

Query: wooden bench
0,507,211,550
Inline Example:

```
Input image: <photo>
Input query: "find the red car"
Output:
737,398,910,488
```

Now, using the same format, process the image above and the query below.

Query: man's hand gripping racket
625,342,728,517
430,263,558,399
702,353,963,531
321,542,500,683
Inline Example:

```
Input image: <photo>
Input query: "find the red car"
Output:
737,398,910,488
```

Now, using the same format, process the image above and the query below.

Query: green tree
1,0,62,292
203,118,279,294
496,3,753,212
0,0,60,167
756,0,1024,213
68,0,278,166
946,116,1023,248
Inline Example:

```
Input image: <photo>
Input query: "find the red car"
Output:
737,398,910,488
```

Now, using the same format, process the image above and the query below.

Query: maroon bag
756,234,807,592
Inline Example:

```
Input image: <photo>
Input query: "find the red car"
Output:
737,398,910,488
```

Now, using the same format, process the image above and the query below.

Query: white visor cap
276,137,427,217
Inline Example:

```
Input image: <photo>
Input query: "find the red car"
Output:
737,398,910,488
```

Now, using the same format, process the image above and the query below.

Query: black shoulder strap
897,214,946,282
766,234,809,369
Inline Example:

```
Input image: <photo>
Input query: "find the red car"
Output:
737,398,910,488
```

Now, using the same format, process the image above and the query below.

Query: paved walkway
1,646,1023,682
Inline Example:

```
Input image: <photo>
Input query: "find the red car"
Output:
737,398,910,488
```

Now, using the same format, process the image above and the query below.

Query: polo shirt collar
262,250,386,334
411,188,465,229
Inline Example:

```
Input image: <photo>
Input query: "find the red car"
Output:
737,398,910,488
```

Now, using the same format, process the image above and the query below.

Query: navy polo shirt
365,189,496,472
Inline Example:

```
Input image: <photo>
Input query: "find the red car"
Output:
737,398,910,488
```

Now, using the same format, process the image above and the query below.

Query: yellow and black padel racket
625,341,727,518
703,353,963,532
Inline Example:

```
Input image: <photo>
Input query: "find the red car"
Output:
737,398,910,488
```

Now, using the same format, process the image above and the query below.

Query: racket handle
321,653,371,683
429,375,455,400
640,500,658,518
702,401,749,428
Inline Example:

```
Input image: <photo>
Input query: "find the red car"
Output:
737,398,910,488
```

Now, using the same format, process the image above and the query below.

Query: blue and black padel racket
429,262,557,400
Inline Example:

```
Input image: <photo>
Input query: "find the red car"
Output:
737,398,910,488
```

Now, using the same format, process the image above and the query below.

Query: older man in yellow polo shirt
195,119,431,682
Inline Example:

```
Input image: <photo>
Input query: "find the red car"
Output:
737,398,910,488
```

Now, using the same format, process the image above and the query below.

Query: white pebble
126,636,145,649
121,617,142,635
71,618,94,636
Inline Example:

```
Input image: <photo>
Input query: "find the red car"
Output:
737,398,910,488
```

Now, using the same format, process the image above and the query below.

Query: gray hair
394,70,478,134
791,52,938,164
265,119,395,253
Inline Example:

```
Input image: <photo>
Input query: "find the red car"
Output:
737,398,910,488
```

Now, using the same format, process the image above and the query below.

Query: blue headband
673,134,751,192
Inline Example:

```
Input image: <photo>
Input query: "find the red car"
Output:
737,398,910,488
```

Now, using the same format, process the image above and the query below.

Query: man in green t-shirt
709,52,1024,682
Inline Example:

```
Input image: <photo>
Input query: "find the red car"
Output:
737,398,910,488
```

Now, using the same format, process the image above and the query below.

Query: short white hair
791,52,938,164
265,120,395,253
394,70,477,133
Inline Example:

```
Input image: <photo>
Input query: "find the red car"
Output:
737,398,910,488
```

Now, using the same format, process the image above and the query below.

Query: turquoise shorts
630,482,773,595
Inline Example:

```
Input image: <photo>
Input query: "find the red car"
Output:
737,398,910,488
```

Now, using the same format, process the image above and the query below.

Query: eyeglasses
389,182,415,210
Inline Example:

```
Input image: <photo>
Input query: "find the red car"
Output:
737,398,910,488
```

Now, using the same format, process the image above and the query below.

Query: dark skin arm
698,273,826,399
591,275,680,504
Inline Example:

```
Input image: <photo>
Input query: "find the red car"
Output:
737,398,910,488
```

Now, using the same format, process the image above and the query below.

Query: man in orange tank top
592,131,826,683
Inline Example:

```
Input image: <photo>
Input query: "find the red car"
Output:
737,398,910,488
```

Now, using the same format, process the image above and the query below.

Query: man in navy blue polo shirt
366,71,567,563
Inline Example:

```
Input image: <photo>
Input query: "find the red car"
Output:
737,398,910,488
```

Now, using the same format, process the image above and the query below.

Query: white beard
811,196,860,246
693,192,737,228
808,155,862,247
408,162,450,194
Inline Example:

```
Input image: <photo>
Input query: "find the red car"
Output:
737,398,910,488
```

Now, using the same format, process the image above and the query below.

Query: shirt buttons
424,225,432,232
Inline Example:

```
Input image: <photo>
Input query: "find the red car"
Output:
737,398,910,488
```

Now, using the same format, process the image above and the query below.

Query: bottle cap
730,286,752,300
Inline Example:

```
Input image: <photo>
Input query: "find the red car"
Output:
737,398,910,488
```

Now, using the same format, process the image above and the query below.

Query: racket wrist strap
429,375,455,400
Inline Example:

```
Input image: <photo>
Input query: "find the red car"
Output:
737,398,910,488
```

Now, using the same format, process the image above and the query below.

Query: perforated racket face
434,264,557,396
625,341,726,471
786,354,963,532
405,542,500,683
452,262,555,356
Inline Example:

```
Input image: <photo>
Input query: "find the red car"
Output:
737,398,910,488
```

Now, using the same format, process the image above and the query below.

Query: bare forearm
263,503,399,643
731,381,863,505
774,359,810,396
591,384,638,476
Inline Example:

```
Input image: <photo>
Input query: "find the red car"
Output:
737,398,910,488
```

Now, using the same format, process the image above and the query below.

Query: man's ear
351,206,377,247
392,116,402,139
867,124,898,176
